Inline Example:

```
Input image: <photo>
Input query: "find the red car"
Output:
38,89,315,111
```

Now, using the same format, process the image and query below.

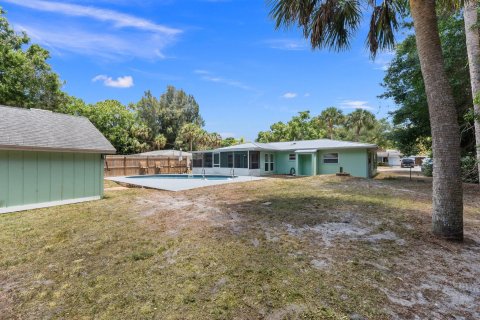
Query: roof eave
0,144,116,154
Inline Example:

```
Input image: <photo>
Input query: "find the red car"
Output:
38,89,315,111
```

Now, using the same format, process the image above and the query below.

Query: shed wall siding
0,150,103,209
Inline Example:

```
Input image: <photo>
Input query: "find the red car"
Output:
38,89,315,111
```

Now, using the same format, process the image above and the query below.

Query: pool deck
106,175,266,192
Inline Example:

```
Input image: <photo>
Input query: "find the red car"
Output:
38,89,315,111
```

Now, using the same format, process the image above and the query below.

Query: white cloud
92,75,134,88
194,70,254,91
339,100,373,110
8,0,182,60
4,0,181,35
372,51,395,71
265,39,307,51
15,23,174,60
193,69,210,75
282,92,297,99
219,132,236,138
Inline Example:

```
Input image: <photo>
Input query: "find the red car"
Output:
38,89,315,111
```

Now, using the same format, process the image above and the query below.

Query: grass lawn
1,174,479,319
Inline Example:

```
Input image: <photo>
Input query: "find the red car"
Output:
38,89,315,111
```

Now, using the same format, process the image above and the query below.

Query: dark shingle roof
0,105,116,154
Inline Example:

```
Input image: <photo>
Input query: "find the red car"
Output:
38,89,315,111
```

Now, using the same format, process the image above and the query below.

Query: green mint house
0,105,116,214
192,139,377,178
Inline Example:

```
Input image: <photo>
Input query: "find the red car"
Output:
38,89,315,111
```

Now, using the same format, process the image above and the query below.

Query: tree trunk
464,0,480,179
410,0,463,240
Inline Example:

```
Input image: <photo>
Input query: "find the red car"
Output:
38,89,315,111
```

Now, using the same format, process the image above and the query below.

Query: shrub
421,159,433,177
422,155,478,183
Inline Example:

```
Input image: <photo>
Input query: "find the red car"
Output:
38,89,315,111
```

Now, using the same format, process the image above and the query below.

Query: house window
289,153,296,161
192,153,203,167
249,151,259,169
382,157,388,163
323,153,339,164
234,151,248,168
203,153,213,167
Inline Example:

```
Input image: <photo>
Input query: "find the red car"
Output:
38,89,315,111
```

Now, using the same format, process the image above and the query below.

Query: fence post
123,156,126,176
167,157,171,174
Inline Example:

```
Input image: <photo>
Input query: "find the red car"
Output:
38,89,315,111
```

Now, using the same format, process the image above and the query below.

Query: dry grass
103,179,121,189
0,175,479,319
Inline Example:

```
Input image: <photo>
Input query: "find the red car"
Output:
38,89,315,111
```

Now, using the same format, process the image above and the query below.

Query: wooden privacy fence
104,156,189,177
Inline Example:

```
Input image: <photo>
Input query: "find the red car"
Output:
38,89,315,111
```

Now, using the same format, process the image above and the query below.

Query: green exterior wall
317,149,369,178
0,150,104,210
258,149,371,178
274,151,296,175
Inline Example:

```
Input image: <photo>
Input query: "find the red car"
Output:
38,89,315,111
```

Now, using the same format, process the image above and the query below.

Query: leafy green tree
257,111,325,142
221,137,246,147
0,8,67,110
462,0,480,180
64,99,151,154
268,0,465,239
134,86,205,147
382,16,474,155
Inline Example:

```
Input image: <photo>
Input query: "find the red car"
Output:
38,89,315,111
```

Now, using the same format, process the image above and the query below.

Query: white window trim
323,152,339,164
264,153,274,172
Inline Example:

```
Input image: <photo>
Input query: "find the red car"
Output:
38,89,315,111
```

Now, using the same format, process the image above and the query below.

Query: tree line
256,109,393,149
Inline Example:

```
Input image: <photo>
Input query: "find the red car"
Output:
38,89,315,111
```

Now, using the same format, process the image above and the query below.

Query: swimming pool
107,174,264,192
126,174,235,181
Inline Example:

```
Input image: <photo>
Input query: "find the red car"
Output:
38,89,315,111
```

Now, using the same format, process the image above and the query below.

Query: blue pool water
126,174,235,181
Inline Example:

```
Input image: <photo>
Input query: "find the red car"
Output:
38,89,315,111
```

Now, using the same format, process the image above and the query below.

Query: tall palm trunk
410,0,463,240
464,0,480,179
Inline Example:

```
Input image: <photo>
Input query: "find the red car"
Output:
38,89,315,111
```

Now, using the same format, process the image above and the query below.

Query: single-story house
192,139,377,178
0,105,116,214
377,149,402,166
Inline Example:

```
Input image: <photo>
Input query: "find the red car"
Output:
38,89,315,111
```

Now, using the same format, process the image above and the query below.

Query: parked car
400,158,415,168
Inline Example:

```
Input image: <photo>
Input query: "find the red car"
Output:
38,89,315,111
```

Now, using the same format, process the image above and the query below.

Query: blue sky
3,0,399,141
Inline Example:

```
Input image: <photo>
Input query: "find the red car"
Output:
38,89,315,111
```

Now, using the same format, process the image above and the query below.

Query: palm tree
463,0,480,180
320,107,344,139
268,0,463,240
345,109,375,141
177,123,202,151
153,134,167,150
410,0,463,240
208,132,223,149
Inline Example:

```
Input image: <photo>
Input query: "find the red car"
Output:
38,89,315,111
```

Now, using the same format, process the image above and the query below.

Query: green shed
0,105,116,214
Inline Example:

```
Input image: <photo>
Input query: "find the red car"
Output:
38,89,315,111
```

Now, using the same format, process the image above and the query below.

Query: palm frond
268,0,405,57
367,0,401,58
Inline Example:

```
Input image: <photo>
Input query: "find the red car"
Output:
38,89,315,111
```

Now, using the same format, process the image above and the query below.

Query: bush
421,159,433,177
422,155,479,183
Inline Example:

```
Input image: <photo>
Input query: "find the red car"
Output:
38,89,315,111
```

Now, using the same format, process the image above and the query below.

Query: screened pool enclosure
193,151,260,173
